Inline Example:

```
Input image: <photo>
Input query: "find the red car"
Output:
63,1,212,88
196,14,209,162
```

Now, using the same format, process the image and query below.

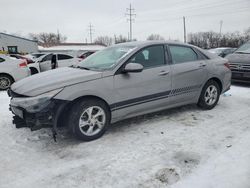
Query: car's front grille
229,63,250,72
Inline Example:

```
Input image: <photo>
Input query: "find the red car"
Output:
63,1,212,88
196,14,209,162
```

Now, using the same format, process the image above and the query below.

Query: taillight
19,61,27,68
224,62,231,70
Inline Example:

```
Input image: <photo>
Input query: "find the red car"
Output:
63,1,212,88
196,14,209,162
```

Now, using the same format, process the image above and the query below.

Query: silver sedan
9,41,231,141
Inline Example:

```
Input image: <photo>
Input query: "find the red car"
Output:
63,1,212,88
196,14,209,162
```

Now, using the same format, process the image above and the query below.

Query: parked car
28,53,81,74
226,41,250,83
0,54,30,90
9,41,231,141
208,47,236,57
9,54,34,64
78,51,97,59
24,53,46,61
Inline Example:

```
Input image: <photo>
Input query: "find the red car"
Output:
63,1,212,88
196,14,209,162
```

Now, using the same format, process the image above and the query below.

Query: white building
0,33,38,54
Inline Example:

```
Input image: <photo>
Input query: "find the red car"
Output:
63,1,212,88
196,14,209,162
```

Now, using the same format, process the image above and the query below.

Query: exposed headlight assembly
11,88,63,113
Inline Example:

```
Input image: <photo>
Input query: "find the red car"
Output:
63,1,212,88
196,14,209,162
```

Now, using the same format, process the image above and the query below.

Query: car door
39,54,53,72
57,54,75,67
167,44,208,104
113,45,172,119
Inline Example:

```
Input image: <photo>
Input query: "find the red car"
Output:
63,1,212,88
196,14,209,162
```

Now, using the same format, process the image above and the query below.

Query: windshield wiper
71,65,90,70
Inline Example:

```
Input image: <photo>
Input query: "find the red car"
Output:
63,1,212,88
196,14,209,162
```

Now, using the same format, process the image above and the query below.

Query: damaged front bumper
10,99,67,131
8,88,68,133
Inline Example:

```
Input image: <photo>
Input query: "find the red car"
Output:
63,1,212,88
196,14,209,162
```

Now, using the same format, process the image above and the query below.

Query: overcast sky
0,0,250,42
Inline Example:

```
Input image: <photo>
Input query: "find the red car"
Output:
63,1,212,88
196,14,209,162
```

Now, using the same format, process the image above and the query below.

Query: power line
183,16,186,43
219,20,223,36
125,4,136,41
87,23,94,43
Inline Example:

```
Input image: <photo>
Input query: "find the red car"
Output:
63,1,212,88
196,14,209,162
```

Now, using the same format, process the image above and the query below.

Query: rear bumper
12,68,31,82
10,99,68,131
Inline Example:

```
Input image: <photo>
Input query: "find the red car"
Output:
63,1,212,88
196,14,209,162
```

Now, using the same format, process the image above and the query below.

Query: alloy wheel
78,106,106,136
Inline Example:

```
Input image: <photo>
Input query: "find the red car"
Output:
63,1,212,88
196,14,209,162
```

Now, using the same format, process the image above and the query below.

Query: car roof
114,40,195,48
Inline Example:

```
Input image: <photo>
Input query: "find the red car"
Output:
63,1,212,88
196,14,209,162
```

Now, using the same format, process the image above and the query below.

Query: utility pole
88,23,94,43
183,16,186,43
219,20,223,36
125,4,136,41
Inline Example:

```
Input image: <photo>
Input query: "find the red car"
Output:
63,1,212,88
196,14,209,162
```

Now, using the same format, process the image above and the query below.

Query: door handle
199,63,207,68
158,70,169,76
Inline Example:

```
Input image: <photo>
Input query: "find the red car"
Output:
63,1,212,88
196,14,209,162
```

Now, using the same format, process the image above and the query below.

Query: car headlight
11,88,63,113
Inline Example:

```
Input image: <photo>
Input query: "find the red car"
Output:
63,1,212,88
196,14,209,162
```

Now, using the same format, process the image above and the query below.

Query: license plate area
232,72,243,77
11,106,23,119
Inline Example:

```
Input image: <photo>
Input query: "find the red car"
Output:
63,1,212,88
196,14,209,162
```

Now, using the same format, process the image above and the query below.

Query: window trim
115,44,169,75
58,54,74,60
167,44,205,64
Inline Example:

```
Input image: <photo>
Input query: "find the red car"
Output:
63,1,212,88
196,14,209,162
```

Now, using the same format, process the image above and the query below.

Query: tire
0,74,14,90
30,68,39,75
68,98,110,141
198,80,221,110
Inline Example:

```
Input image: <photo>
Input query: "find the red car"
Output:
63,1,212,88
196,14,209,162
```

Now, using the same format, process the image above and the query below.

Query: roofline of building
0,32,38,43
40,43,107,47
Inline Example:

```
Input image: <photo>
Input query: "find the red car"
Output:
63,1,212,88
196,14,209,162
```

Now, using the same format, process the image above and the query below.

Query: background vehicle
23,53,46,61
78,51,97,59
208,47,236,57
9,41,231,141
9,54,34,64
226,41,250,83
28,53,81,74
0,54,30,90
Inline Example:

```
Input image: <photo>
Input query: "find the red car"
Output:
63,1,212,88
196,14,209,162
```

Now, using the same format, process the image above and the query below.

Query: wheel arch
29,67,39,75
206,77,223,93
0,73,15,82
56,95,111,128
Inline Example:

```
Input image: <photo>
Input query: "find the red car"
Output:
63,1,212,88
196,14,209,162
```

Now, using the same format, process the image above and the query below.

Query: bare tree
188,28,250,49
114,35,130,44
29,32,67,47
94,36,113,46
147,34,165,41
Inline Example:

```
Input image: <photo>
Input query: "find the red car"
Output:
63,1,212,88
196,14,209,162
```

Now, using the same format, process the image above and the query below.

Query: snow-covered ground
0,84,250,188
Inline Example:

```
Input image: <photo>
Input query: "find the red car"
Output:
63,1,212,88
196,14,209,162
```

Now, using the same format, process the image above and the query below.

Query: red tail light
19,61,27,68
224,62,231,70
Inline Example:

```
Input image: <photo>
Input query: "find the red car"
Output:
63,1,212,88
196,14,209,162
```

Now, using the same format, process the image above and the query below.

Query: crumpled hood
226,53,250,64
11,67,102,96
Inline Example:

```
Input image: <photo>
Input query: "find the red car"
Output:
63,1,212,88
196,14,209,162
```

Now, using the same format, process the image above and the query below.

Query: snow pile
0,84,250,188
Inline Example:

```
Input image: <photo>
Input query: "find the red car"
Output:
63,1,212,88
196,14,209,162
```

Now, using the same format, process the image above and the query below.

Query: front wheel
0,75,14,90
198,80,220,110
68,99,110,141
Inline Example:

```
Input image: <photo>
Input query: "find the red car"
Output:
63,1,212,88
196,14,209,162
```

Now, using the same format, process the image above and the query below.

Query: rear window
169,45,198,64
0,57,5,63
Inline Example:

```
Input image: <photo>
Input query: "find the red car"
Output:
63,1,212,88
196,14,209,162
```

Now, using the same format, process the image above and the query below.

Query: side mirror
123,63,143,73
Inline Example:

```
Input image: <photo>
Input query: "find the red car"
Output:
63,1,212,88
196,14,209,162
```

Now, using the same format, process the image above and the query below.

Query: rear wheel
198,80,220,110
68,99,110,141
0,75,14,90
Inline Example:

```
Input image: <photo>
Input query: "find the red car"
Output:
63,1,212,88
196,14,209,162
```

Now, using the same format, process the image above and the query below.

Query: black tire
68,98,111,141
0,74,14,90
30,68,39,75
198,80,221,110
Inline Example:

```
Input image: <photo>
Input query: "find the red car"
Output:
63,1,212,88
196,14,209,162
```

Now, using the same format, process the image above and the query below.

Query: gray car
9,41,231,141
226,41,250,83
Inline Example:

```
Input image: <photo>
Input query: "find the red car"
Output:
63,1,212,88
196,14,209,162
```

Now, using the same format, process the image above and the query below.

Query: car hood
11,67,103,96
226,53,250,64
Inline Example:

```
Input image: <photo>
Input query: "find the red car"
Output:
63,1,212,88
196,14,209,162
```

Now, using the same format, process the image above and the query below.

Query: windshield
235,42,250,54
78,45,136,70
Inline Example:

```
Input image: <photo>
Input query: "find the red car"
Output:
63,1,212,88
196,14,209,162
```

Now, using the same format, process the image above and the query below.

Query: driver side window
41,54,53,62
129,45,165,69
